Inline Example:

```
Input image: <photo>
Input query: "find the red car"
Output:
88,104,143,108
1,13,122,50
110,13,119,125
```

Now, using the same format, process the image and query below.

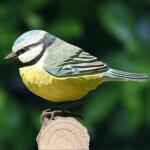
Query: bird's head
5,30,56,64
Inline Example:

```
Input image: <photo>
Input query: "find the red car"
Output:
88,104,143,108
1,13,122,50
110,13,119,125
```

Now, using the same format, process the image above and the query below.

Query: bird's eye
20,48,26,53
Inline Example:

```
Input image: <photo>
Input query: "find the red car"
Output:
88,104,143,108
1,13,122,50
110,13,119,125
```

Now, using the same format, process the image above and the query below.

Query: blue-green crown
12,30,47,50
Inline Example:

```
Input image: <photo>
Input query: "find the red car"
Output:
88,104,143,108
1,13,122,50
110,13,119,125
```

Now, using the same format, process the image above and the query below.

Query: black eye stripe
15,42,42,56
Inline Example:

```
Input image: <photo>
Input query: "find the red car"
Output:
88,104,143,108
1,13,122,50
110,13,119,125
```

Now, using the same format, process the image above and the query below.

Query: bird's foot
41,109,83,125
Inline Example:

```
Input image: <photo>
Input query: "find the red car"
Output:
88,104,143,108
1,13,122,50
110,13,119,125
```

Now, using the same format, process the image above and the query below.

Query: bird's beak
5,52,17,60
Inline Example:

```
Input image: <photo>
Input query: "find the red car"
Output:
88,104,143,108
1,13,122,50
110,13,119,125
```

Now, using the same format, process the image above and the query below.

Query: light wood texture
37,116,90,150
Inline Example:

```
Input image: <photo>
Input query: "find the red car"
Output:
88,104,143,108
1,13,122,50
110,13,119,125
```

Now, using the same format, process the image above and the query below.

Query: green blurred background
0,0,150,149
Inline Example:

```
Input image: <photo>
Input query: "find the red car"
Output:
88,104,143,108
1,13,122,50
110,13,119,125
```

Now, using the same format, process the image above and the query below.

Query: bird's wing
43,43,108,77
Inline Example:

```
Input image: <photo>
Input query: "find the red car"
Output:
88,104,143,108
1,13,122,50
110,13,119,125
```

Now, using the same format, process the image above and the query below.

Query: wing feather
43,40,108,77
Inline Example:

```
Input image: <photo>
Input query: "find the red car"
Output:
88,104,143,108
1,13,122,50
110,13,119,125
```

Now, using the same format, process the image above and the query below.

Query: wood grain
37,116,90,150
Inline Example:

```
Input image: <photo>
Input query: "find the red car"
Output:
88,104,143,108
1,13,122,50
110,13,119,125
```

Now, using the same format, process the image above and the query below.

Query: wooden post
36,116,90,150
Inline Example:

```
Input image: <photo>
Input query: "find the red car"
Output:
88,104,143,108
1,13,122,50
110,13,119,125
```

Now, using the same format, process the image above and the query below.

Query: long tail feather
103,68,149,82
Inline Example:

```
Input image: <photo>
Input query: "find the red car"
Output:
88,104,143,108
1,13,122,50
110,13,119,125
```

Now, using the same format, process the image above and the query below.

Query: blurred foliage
0,0,150,149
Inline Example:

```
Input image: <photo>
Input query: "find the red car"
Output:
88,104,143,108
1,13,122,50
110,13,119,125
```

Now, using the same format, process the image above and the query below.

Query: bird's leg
55,99,85,110
54,99,84,119
41,99,84,123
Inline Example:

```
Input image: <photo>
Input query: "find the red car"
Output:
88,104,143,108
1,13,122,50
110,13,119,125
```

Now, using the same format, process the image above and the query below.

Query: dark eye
16,48,27,56
20,48,26,53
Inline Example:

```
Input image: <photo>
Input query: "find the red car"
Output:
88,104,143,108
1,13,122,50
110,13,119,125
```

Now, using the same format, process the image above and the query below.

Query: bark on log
36,116,90,150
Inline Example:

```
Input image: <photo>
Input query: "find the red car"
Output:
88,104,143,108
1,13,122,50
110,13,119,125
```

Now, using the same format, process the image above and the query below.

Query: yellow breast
19,65,103,102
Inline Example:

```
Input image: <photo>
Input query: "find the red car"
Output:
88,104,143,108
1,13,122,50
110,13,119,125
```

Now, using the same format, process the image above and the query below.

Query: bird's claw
41,109,83,125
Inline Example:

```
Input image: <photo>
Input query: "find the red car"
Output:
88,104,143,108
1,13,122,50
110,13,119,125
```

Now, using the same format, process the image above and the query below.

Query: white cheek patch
18,44,43,63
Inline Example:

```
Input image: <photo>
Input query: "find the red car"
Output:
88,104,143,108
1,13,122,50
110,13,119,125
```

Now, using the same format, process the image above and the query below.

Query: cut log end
37,116,90,150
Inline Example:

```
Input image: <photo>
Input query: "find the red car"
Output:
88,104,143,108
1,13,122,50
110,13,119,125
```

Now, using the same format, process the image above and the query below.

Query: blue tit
5,30,148,102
